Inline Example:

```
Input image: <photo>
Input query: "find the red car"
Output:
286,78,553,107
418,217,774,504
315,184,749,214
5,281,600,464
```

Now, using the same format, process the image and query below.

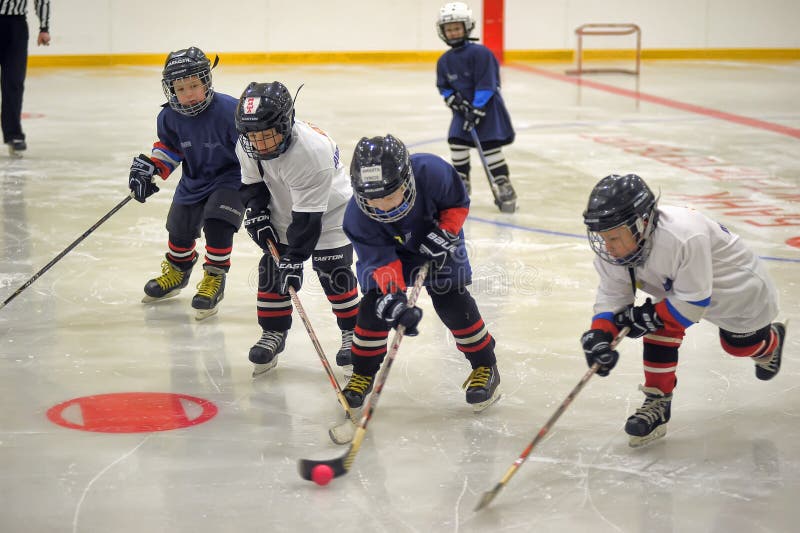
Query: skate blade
252,359,278,378
497,201,516,213
471,391,503,413
195,306,220,321
628,425,667,448
141,289,182,303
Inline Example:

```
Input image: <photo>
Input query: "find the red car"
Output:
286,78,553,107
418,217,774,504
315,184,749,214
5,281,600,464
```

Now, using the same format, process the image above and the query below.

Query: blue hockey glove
376,291,423,336
462,105,486,132
128,154,159,203
419,227,460,270
277,256,303,294
581,329,619,377
243,206,278,251
615,298,663,338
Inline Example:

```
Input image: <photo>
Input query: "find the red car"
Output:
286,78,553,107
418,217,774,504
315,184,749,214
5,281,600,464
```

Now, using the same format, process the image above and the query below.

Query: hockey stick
1,194,134,311
297,262,430,481
474,326,630,511
265,240,356,443
468,127,516,213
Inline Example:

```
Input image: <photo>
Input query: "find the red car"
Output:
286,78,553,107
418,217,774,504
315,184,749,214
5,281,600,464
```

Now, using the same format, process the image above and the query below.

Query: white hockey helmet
437,2,475,47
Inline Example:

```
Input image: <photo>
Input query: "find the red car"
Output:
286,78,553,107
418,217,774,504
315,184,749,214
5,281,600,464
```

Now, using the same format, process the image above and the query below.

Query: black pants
0,16,29,143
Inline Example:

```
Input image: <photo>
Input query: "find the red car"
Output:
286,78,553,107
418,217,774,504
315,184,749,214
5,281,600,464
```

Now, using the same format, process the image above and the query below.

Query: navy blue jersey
343,153,472,293
436,42,515,146
153,92,241,205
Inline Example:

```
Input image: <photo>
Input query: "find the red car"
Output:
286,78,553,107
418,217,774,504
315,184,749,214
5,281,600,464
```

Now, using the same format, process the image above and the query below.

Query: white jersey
237,120,352,250
593,205,779,333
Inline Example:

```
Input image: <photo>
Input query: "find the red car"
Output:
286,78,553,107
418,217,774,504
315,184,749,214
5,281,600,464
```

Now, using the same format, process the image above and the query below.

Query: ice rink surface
1,59,798,532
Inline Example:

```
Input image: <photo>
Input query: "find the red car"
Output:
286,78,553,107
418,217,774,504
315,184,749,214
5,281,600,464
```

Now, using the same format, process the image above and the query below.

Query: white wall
28,0,800,56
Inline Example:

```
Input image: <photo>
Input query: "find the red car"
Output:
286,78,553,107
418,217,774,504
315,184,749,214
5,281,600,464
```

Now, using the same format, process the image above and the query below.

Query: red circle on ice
786,236,800,249
46,392,218,433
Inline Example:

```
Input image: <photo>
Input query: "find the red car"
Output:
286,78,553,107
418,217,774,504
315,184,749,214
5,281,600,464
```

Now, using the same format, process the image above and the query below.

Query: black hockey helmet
235,81,296,160
161,46,218,116
583,174,659,266
437,2,475,47
350,134,416,222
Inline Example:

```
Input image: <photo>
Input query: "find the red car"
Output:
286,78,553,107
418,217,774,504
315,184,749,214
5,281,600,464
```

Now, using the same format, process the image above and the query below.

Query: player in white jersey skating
580,174,786,447
235,81,359,377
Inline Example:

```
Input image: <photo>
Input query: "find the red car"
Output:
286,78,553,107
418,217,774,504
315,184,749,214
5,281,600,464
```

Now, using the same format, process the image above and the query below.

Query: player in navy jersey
341,134,501,413
128,46,243,320
436,2,516,208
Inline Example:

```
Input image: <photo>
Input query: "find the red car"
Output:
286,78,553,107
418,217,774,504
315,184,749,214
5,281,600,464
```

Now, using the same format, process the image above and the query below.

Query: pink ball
311,464,334,486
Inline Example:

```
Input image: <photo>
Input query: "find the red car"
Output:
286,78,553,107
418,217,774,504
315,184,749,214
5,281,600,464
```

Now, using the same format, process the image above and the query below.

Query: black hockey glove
444,91,467,112
277,256,303,294
462,105,486,132
418,227,460,270
581,329,619,377
375,290,423,336
128,153,159,203
614,298,663,339
243,206,278,251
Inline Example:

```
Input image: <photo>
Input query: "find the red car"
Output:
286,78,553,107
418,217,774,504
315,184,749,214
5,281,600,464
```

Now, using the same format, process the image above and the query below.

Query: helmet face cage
161,47,214,117
236,82,295,161
437,2,475,46
350,135,417,223
583,174,659,267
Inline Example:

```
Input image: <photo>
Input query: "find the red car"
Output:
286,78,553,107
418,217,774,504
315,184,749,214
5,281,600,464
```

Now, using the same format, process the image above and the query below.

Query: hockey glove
581,329,619,377
462,105,486,132
375,290,423,336
444,91,467,112
419,227,460,270
614,298,663,339
128,154,159,203
277,256,303,294
243,206,278,251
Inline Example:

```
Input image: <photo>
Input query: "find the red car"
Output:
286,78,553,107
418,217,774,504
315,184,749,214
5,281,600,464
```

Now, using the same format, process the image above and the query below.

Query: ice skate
461,175,471,195
192,266,225,320
343,372,374,408
493,176,517,213
626,385,672,448
463,364,501,412
7,139,26,158
142,258,193,303
249,330,287,377
754,321,786,381
336,329,354,377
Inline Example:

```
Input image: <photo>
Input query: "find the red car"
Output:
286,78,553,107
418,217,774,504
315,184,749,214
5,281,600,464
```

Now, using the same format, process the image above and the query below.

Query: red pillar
483,0,504,64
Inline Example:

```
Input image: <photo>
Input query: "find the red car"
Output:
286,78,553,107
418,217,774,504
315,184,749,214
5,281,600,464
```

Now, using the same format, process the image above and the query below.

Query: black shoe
343,372,374,408
463,364,501,412
336,329,353,367
7,138,26,156
755,322,785,381
625,385,672,447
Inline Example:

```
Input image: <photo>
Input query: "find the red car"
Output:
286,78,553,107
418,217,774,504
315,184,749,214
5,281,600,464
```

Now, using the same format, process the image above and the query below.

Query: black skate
463,364,501,412
754,322,786,381
343,372,374,408
142,258,193,303
249,330,287,377
336,329,354,377
7,138,26,158
492,176,517,213
625,385,672,447
192,266,226,320
461,175,472,195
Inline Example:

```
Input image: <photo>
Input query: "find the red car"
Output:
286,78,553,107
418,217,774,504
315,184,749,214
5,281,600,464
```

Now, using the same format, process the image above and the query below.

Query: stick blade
297,456,348,481
474,484,503,511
